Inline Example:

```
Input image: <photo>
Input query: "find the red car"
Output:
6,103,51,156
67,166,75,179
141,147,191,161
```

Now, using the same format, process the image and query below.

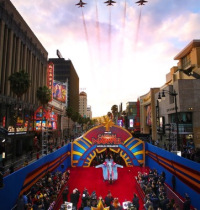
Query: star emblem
91,199,109,210
102,116,114,132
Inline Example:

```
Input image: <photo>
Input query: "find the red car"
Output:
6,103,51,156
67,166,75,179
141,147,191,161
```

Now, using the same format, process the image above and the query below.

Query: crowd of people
136,169,191,210
16,170,70,210
67,188,140,210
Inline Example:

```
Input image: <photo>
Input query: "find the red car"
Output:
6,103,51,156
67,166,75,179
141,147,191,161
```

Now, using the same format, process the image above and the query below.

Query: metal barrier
164,183,184,209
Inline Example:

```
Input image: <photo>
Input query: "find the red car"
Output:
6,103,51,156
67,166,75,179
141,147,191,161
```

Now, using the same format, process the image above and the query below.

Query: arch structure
71,123,145,167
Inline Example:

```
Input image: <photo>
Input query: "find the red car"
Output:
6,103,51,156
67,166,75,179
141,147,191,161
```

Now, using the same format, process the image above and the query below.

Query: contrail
81,8,89,46
119,0,127,60
134,6,142,50
95,0,101,59
108,6,112,64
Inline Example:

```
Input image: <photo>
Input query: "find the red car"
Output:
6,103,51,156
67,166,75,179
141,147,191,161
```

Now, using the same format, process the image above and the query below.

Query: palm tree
71,112,80,135
111,105,118,124
66,107,74,137
9,70,31,99
8,70,31,160
107,112,112,119
36,86,52,130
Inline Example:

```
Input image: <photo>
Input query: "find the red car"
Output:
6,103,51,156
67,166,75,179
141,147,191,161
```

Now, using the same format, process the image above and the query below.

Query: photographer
70,188,80,210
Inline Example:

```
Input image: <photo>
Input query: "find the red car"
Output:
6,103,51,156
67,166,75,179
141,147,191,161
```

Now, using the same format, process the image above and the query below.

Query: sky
11,0,200,117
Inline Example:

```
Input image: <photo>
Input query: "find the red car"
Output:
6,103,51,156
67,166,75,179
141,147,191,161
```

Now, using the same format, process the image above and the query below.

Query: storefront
34,106,58,131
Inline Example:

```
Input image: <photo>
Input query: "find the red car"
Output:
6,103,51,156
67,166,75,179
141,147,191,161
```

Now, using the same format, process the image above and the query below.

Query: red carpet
62,166,147,210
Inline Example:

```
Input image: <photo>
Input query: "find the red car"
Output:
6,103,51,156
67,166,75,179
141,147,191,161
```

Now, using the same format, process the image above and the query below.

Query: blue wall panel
0,144,71,210
145,143,200,210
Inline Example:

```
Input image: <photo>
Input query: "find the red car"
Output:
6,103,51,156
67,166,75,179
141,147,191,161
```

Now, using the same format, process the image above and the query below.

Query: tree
71,112,81,135
111,105,118,123
9,70,31,99
36,86,52,106
66,107,74,137
36,86,52,130
107,112,112,119
8,70,31,160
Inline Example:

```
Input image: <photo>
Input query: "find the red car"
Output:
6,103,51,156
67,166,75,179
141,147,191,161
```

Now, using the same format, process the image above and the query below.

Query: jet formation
135,0,148,6
75,0,148,8
75,0,87,7
104,0,116,6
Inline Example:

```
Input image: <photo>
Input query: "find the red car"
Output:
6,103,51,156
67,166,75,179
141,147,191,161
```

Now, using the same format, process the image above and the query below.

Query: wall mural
71,118,145,167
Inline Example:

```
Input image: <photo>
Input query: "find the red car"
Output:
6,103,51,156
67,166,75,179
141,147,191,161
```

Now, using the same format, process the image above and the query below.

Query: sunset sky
11,0,200,117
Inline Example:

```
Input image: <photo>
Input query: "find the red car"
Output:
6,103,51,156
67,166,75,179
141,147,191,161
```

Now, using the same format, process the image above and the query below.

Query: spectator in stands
144,198,153,210
17,194,25,210
159,194,169,210
166,198,175,209
183,193,191,210
150,193,160,210
132,193,139,210
62,186,69,202
22,192,28,208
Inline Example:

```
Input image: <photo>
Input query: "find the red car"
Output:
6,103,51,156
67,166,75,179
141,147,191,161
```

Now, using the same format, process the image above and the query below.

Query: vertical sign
47,62,54,101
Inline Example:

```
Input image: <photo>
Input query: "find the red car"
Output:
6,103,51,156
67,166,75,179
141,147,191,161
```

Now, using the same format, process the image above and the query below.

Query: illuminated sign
53,81,67,103
92,132,122,148
47,62,54,101
129,119,134,128
117,120,123,127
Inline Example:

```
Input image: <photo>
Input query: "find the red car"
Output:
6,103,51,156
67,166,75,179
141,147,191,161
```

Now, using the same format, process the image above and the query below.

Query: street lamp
158,90,180,151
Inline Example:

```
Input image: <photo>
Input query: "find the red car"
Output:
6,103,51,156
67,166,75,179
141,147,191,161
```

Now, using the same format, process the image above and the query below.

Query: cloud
10,0,200,116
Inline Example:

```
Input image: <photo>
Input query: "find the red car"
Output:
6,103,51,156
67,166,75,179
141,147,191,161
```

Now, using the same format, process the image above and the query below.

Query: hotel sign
47,62,54,101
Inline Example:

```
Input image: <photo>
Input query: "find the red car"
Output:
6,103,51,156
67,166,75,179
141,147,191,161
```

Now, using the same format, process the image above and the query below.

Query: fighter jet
104,0,116,6
75,0,87,7
135,0,148,5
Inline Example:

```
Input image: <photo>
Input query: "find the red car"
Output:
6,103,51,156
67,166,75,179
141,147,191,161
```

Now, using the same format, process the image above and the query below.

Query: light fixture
2,139,5,143
161,90,166,100
18,105,22,111
158,93,162,102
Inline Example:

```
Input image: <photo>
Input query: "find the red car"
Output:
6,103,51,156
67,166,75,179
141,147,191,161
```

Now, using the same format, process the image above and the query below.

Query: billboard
53,81,67,103
146,105,152,126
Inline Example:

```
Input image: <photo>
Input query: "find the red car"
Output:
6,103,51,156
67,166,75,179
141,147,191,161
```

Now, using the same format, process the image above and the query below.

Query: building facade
79,91,87,118
0,0,48,161
140,88,160,141
86,106,92,119
153,40,200,150
125,102,137,131
48,58,79,113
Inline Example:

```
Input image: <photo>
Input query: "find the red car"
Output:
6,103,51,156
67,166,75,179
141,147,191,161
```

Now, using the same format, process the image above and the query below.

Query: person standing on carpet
70,188,80,210
105,191,114,207
132,193,139,210
110,198,122,210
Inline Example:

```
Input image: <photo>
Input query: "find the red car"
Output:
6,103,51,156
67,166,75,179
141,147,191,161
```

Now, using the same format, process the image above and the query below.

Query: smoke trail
119,0,127,61
81,8,89,46
134,6,142,50
95,0,101,59
122,0,127,32
81,8,96,82
108,6,112,64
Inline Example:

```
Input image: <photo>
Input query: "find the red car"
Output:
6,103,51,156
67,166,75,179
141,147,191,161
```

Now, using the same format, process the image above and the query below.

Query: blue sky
11,0,200,117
